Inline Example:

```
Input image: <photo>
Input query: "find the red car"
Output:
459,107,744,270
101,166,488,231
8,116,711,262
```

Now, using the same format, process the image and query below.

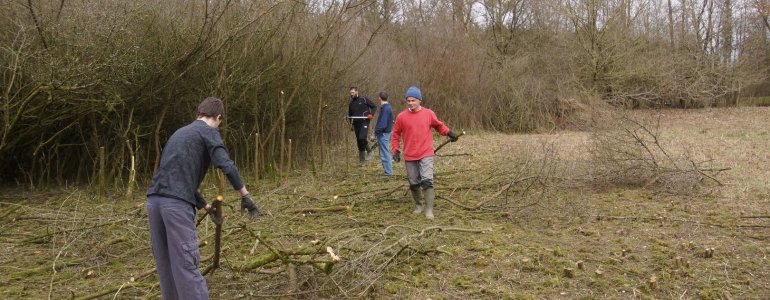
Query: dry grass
1,107,770,299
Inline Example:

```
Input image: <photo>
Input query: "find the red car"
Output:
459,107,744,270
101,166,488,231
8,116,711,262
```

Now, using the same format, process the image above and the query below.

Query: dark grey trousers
405,156,434,189
147,195,210,300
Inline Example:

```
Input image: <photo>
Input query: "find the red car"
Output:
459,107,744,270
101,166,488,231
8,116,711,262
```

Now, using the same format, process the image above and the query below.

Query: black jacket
348,95,376,125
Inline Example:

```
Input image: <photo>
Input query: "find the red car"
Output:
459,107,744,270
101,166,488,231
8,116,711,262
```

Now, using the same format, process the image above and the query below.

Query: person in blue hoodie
374,91,394,177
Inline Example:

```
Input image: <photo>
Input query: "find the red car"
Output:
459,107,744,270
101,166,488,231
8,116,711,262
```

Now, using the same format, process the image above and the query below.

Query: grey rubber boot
365,150,374,161
358,151,366,166
411,189,423,214
423,188,435,219
364,143,373,161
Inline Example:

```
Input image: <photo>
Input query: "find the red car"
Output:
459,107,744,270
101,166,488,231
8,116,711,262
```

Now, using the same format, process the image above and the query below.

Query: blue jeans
377,132,393,175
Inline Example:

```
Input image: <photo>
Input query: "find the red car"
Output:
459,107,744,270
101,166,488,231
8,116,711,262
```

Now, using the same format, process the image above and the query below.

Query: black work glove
393,150,401,163
447,131,459,142
240,194,260,219
208,206,225,225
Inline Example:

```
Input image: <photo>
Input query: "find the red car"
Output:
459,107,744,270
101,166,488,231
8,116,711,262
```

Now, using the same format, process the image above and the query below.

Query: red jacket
391,107,450,161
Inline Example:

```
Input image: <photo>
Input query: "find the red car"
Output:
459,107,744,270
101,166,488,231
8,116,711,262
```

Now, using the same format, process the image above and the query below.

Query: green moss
736,274,751,286
474,256,489,267
410,265,422,274
610,276,626,286
552,247,564,257
513,294,534,300
107,260,125,273
543,276,561,288
587,278,609,290
451,275,473,288
384,284,398,294
697,288,723,300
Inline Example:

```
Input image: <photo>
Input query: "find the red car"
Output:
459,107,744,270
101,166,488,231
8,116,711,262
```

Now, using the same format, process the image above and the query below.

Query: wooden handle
212,195,225,273
214,195,223,218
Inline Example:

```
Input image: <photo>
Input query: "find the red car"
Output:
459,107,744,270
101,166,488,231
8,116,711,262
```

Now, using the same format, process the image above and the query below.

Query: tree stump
674,256,684,268
649,276,658,291
563,267,574,278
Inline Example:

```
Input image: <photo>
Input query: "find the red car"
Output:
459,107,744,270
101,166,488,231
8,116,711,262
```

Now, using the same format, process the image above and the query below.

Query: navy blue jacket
147,120,244,209
374,102,394,135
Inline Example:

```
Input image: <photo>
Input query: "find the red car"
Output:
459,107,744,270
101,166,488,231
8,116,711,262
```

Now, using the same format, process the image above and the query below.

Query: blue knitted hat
405,86,422,101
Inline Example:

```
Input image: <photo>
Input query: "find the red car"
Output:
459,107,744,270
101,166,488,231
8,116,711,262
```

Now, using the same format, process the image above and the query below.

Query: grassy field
1,106,769,299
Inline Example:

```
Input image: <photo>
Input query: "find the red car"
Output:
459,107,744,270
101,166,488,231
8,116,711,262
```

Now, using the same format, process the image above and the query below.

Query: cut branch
8,258,85,280
73,282,154,300
232,245,328,271
336,185,405,198
434,131,466,153
474,176,539,209
287,205,351,214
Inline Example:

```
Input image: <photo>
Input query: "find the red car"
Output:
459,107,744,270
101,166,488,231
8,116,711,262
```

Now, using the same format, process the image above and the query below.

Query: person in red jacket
391,86,459,219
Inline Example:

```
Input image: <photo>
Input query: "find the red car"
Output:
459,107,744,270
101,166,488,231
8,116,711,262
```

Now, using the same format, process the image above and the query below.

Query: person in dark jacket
348,87,377,166
146,97,259,300
374,91,394,177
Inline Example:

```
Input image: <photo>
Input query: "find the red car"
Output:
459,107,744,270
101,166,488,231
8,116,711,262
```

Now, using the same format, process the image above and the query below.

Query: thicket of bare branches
587,108,724,194
2,0,768,186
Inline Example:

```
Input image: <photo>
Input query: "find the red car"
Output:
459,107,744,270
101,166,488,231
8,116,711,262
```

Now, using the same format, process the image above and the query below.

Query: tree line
2,0,768,187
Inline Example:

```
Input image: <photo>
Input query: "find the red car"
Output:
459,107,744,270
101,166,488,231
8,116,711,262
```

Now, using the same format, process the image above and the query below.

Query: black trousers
353,121,371,151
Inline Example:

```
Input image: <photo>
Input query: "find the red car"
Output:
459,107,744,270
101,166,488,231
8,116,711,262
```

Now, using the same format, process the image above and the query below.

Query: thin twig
691,160,723,185
337,185,405,198
436,195,475,210
287,206,351,214
474,176,539,209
